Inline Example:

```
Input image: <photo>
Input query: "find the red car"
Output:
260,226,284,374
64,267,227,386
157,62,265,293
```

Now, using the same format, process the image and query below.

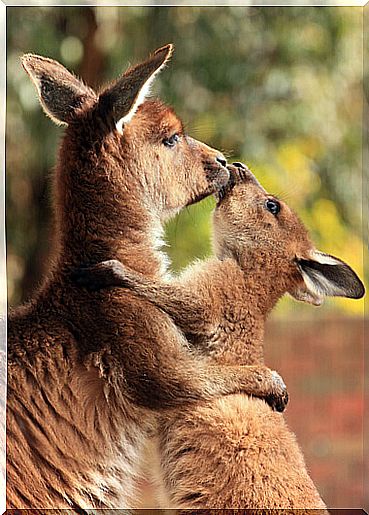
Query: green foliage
6,6,366,316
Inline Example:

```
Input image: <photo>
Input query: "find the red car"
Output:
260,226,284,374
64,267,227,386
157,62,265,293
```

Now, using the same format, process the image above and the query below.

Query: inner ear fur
98,44,173,131
21,54,97,125
292,251,365,305
22,45,173,129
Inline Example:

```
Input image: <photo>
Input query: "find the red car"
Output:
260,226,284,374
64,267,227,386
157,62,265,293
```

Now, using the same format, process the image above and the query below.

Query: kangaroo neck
50,127,168,279
235,246,288,315
213,255,285,365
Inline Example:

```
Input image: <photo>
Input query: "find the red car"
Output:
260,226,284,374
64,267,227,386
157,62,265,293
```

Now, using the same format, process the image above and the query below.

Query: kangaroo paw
265,370,289,412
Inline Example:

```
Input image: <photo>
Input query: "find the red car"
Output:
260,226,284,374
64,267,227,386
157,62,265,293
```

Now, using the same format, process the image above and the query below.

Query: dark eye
163,134,180,148
265,198,280,215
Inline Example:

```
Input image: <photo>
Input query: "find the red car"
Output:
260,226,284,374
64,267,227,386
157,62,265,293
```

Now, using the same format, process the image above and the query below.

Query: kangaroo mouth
188,163,230,207
214,173,236,207
214,162,255,207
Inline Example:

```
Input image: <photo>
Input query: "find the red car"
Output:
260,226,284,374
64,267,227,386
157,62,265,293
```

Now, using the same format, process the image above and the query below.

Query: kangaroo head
213,163,365,306
21,45,229,223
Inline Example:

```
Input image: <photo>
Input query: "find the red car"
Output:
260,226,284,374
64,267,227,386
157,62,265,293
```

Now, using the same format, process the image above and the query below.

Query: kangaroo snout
204,156,229,191
187,137,227,168
227,162,263,188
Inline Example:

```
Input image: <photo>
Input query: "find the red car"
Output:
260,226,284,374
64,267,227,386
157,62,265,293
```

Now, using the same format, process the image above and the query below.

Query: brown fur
7,49,289,509
81,164,364,510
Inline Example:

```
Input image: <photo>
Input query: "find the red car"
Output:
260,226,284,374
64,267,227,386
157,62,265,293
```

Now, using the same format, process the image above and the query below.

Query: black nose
232,161,247,170
216,155,227,168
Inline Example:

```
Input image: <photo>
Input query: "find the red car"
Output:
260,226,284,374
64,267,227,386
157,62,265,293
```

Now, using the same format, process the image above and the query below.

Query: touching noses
216,155,227,168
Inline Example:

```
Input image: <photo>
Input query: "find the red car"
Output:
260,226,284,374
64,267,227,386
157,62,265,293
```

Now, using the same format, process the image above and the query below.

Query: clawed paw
266,371,289,412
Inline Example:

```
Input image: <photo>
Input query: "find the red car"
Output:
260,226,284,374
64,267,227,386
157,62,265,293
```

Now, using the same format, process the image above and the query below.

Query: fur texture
80,164,364,510
7,49,289,509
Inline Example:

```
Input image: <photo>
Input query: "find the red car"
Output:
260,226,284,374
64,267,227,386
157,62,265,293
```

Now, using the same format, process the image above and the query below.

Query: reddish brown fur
7,49,289,509
85,165,363,510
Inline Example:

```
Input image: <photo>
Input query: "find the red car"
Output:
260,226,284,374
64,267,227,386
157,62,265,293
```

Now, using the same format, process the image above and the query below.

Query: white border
1,2,367,512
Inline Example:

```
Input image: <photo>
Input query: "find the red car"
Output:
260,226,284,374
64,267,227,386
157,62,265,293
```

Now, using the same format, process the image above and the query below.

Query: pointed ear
98,44,173,134
21,54,97,126
290,251,365,306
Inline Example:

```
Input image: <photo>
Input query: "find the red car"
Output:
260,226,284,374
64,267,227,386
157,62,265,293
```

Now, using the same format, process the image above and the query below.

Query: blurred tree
6,6,366,316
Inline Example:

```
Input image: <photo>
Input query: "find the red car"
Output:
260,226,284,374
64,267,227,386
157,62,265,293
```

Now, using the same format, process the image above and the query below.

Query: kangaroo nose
232,161,247,170
216,155,227,168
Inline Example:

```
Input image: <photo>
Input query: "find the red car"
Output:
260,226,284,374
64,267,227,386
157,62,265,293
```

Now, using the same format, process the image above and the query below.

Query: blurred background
6,5,367,509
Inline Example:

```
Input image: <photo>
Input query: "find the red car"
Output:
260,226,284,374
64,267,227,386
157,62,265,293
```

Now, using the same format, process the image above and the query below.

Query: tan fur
7,49,291,509
84,164,363,510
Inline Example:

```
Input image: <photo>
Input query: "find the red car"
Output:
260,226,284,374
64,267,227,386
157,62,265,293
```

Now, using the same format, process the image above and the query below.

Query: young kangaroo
77,163,364,510
7,47,288,510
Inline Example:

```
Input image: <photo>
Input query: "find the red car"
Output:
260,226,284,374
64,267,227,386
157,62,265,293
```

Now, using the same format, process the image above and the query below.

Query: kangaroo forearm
73,260,215,336
131,283,214,336
117,274,215,336
202,364,287,404
122,351,287,412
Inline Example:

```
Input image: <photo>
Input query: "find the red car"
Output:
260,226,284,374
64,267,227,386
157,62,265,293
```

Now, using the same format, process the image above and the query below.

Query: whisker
221,148,234,161
273,184,301,203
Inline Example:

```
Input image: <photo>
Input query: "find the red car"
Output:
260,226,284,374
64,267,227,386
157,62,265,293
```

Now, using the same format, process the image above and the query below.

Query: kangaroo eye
265,198,280,215
163,134,180,148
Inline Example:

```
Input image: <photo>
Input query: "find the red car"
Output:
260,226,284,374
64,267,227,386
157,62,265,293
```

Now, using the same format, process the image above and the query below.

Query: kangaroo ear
21,54,97,126
291,251,365,306
99,44,173,134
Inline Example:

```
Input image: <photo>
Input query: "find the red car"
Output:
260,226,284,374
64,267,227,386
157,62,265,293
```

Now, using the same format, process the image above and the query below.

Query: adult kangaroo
7,46,287,509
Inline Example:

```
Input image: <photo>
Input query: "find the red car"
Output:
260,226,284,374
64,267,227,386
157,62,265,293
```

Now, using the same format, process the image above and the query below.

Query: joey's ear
98,44,173,134
21,54,97,125
290,251,365,306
